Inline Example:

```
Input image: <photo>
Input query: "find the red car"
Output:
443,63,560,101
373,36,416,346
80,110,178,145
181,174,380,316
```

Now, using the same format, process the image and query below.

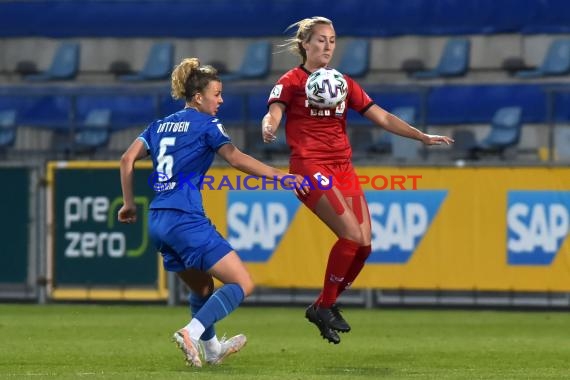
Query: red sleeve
346,76,374,114
267,71,296,108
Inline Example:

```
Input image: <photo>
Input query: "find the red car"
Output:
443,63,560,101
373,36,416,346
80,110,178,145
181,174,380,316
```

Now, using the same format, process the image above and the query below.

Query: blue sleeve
138,123,152,151
205,118,231,151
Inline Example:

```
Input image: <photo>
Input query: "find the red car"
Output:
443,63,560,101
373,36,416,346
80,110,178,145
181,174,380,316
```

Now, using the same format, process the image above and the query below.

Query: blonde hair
282,16,334,63
171,57,219,101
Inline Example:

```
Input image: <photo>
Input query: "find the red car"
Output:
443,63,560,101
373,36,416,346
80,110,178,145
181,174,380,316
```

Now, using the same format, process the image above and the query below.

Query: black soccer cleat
330,304,351,333
305,304,341,344
314,305,351,333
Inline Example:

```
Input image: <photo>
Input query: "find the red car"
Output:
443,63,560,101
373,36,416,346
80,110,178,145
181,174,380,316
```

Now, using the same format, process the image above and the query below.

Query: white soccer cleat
172,329,203,368
205,334,247,365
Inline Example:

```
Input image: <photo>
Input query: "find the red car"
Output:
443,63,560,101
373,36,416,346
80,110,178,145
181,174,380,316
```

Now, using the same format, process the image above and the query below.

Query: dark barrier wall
1,0,570,37
0,168,29,284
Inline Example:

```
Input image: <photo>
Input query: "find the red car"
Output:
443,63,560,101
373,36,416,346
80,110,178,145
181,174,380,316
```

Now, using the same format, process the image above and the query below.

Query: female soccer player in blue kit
118,57,308,367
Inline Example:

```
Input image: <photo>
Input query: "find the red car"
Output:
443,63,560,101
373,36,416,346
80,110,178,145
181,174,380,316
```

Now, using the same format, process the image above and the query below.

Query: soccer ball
305,67,348,109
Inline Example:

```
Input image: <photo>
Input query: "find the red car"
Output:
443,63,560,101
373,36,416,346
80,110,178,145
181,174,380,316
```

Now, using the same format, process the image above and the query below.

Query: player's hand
262,124,277,143
118,204,137,224
280,174,310,197
422,134,454,146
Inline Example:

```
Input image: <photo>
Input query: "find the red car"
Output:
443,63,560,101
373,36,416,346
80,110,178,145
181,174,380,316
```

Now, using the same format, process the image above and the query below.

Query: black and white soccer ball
305,67,348,109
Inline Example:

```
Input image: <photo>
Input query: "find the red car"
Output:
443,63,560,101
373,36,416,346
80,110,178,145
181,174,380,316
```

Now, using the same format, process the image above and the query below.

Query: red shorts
289,159,365,214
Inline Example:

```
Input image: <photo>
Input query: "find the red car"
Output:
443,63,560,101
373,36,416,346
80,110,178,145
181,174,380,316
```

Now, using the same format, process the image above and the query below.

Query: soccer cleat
314,305,350,333
305,304,341,344
330,304,351,333
205,334,247,365
172,329,203,367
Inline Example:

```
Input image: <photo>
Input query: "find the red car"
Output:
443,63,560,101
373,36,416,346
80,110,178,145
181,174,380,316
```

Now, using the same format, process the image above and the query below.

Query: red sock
336,245,371,297
318,238,360,308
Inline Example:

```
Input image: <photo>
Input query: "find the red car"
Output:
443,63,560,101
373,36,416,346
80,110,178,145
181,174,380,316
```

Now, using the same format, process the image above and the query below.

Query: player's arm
118,139,149,223
217,143,308,195
261,102,285,143
363,104,453,145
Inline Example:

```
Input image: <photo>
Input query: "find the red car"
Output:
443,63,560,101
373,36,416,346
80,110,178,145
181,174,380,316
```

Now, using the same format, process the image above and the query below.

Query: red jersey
267,65,374,164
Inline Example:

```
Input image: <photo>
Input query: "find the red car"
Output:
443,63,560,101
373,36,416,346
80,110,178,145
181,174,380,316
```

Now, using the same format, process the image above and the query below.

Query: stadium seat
451,129,477,160
514,39,570,78
501,57,528,76
350,125,378,159
220,41,272,81
337,39,370,78
24,42,80,81
471,106,523,159
412,38,470,79
401,58,425,76
118,42,174,81
0,110,17,150
73,109,112,154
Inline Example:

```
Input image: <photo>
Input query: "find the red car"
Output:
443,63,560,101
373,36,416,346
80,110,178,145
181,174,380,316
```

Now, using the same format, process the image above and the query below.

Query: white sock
184,318,205,341
202,335,222,356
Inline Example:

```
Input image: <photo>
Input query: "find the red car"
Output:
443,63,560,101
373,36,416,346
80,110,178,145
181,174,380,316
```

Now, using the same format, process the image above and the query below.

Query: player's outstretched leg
305,304,341,344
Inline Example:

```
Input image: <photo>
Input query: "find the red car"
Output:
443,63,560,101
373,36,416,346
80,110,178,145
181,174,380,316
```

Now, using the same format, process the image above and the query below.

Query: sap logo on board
507,191,570,265
227,191,300,262
366,190,447,264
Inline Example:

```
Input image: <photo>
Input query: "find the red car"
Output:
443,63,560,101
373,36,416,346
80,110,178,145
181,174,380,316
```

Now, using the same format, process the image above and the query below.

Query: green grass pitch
1,304,570,379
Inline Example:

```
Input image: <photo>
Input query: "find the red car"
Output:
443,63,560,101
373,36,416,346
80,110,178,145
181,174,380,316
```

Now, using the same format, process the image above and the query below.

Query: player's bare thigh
207,251,255,296
313,186,366,244
177,268,214,297
344,194,372,245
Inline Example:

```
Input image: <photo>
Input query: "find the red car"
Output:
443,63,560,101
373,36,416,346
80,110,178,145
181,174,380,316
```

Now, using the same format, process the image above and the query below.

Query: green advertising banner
0,167,29,284
48,161,167,300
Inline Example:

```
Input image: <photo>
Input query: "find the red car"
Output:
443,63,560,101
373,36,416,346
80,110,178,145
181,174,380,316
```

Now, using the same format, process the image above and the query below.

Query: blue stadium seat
412,38,470,79
515,39,570,78
220,41,271,81
472,106,523,158
73,109,111,153
337,39,370,78
393,106,417,124
24,42,80,81
0,110,17,150
119,42,174,81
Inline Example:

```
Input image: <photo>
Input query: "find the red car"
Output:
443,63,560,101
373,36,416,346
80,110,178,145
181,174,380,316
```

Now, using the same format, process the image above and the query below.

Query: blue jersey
138,108,231,214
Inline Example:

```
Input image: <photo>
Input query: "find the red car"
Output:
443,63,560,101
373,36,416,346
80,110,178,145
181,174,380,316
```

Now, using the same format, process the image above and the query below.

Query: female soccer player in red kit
261,16,454,344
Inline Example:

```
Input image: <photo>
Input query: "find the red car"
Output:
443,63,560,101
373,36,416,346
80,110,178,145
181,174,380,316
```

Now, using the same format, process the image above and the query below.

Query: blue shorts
148,209,233,272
